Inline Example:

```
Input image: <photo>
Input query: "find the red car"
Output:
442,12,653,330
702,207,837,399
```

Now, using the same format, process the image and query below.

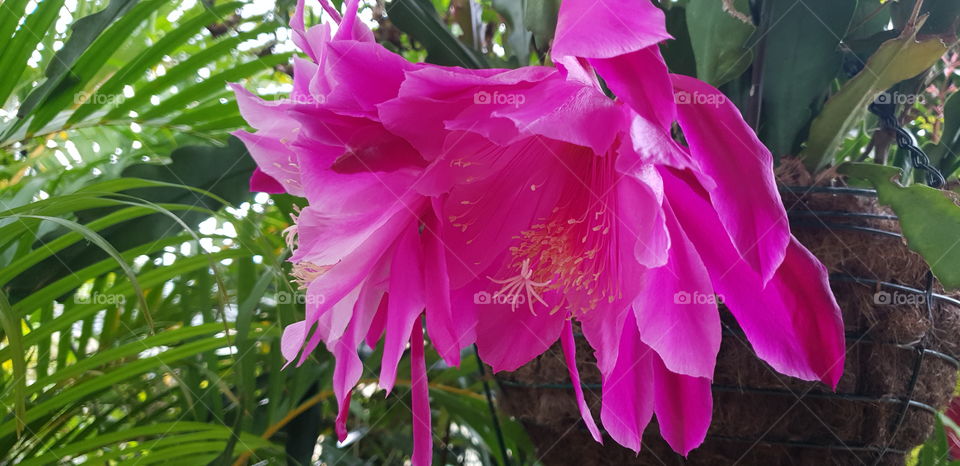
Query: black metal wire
868,98,946,188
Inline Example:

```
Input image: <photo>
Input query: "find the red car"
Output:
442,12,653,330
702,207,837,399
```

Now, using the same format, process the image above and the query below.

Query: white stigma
488,259,552,315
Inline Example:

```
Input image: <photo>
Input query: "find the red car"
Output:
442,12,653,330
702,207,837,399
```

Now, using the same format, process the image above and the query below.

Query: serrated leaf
800,19,953,171
839,162,960,289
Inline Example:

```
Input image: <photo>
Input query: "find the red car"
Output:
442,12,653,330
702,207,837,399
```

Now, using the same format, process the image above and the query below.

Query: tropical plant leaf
686,0,755,87
757,0,857,158
387,0,486,68
523,0,561,52
840,162,960,289
492,0,531,66
800,18,954,171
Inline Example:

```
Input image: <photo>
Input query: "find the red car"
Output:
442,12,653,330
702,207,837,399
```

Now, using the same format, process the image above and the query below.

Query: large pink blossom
233,0,846,461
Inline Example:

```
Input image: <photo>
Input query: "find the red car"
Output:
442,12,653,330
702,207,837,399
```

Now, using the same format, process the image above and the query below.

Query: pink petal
232,130,304,197
592,47,676,131
333,0,374,42
633,203,720,379
670,74,789,283
422,203,472,366
322,40,418,117
335,390,352,441
663,168,845,387
296,208,415,350
622,111,693,169
332,270,390,440
410,316,433,466
578,303,629,377
292,194,422,267
366,295,389,348
471,273,566,372
291,56,320,104
280,320,308,367
229,83,299,135
551,0,670,61
561,320,602,443
599,311,654,453
651,353,712,456
379,224,426,393
615,164,669,268
249,168,285,194
290,0,332,62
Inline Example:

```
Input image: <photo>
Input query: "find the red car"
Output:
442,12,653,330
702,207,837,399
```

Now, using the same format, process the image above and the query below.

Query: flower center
491,154,622,315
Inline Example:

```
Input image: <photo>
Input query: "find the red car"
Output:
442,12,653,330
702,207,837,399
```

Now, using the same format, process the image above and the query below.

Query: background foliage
0,0,958,464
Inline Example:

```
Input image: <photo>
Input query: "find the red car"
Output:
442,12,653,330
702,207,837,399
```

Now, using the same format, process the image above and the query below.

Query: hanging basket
494,184,960,465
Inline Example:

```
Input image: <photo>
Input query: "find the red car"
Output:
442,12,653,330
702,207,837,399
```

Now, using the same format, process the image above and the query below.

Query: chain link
868,99,946,188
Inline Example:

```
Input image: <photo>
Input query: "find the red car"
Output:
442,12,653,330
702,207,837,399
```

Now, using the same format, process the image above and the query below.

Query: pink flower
232,0,846,461
232,2,441,463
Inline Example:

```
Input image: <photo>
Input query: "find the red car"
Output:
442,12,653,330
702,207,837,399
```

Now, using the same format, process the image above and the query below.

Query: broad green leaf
839,163,960,289
758,0,856,158
387,0,486,68
523,0,560,52
660,6,696,78
892,0,960,37
686,0,755,87
492,0,531,65
800,20,953,171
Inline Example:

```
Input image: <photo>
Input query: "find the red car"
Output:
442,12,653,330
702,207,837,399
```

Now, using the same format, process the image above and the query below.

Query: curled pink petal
410,316,433,465
551,0,670,61
671,74,789,283
663,168,845,387
561,320,602,443
651,353,712,456
599,312,654,453
379,225,426,393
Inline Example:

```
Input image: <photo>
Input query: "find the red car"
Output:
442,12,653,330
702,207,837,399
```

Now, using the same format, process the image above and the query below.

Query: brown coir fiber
495,169,960,465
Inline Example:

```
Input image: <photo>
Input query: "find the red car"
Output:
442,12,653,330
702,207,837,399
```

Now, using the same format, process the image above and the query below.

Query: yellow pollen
505,204,622,313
